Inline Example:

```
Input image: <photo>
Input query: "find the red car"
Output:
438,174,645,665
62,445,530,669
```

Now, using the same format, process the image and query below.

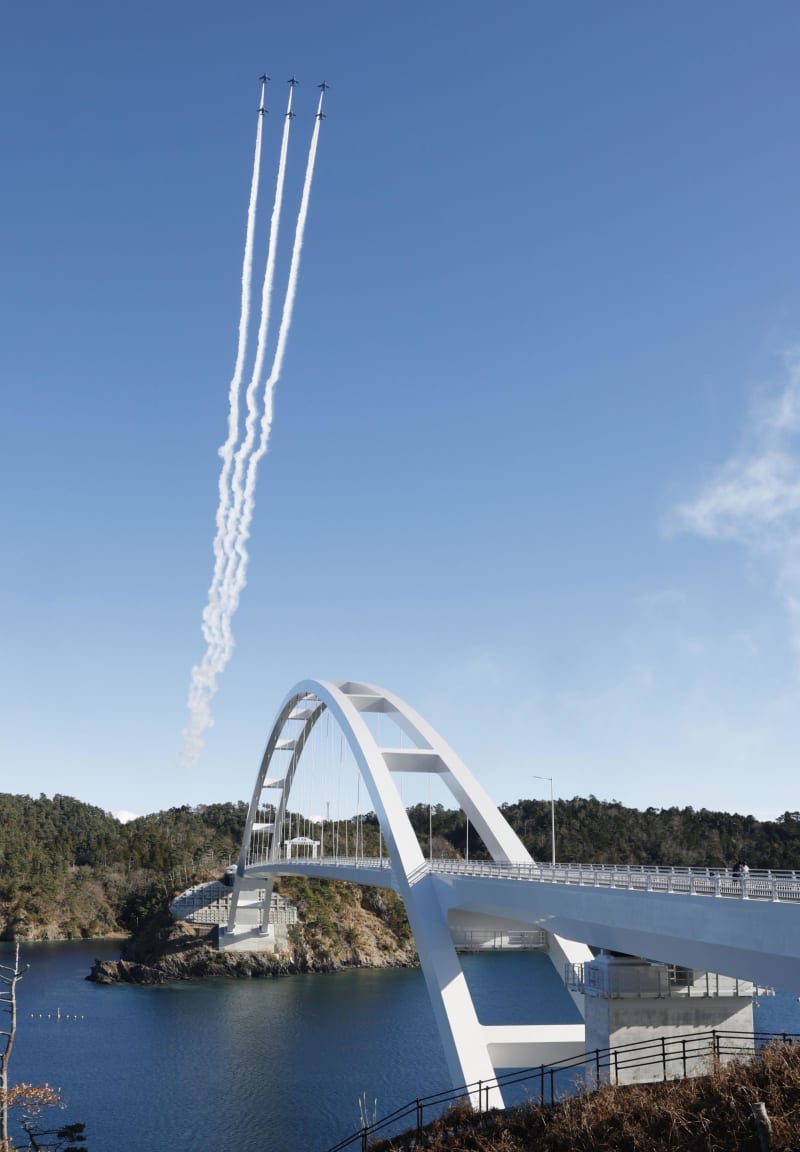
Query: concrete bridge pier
575,952,755,1084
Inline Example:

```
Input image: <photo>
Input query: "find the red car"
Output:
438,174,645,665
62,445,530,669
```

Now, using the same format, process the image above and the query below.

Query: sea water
3,942,799,1151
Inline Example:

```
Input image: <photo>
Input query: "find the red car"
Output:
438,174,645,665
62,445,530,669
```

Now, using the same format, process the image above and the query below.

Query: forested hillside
401,797,800,871
462,797,800,871
1,791,799,941
0,794,246,939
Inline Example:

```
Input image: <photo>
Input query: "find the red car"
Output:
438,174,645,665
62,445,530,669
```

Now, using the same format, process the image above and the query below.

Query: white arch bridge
227,679,800,1107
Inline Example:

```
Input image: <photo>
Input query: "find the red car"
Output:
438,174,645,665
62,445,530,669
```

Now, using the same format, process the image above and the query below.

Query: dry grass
374,1043,800,1151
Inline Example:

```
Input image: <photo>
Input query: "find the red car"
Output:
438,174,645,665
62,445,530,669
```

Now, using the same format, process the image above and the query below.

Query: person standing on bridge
733,861,750,896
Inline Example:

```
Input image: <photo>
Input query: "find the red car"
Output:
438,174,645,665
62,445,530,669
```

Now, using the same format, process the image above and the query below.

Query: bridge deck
244,856,800,903
241,855,800,991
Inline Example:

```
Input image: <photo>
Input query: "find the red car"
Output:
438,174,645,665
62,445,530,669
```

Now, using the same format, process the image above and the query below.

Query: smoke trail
181,91,325,766
220,87,295,617
181,81,268,766
201,80,268,657
188,88,294,751
221,94,326,616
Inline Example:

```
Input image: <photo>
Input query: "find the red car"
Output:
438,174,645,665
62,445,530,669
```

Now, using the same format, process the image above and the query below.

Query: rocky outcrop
88,942,306,984
90,958,170,985
88,937,417,985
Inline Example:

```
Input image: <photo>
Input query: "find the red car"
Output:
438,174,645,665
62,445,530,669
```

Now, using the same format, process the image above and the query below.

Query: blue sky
2,2,800,823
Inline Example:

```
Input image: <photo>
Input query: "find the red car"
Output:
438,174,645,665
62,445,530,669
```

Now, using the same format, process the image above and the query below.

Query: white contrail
219,87,295,625
182,89,325,766
201,87,294,692
181,81,269,766
201,80,267,658
221,94,326,615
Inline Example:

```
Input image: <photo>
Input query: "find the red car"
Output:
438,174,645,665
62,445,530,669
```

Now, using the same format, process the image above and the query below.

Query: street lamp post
533,774,556,867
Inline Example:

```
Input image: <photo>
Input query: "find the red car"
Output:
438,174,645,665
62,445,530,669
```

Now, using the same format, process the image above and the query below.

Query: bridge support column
223,877,276,952
401,871,504,1110
580,953,755,1085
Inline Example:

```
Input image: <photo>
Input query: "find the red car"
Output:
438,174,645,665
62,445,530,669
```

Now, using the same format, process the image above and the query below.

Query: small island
88,874,417,984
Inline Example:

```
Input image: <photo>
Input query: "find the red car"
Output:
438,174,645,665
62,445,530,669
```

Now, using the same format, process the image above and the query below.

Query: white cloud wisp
673,350,800,661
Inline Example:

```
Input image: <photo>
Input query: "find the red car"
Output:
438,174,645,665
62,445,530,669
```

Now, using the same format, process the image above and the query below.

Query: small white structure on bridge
284,835,319,859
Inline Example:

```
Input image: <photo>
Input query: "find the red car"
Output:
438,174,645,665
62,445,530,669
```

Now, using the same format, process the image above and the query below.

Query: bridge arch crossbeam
229,679,589,1106
239,690,321,849
344,680,534,866
260,695,326,865
226,689,326,928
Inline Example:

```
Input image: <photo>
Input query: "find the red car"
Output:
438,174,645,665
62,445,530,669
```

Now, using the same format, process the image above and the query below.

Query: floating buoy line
29,1009,86,1021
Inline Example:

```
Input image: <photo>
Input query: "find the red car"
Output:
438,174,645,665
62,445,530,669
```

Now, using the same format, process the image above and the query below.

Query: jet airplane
259,73,270,83
287,75,299,87
316,110,326,120
318,80,330,91
286,110,296,119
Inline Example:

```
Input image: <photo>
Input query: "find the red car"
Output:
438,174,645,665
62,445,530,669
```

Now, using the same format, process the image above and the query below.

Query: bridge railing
565,961,753,998
450,927,547,952
249,855,800,903
427,859,800,902
323,1029,800,1152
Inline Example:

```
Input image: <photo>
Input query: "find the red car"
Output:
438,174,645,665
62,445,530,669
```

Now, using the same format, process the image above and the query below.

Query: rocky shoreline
88,945,348,985
88,935,419,985
88,944,418,985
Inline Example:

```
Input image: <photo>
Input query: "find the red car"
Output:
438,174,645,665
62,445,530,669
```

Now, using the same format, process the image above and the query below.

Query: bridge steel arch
228,679,590,1105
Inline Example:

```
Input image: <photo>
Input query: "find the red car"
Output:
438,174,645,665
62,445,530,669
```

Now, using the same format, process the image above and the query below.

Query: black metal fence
323,1028,800,1152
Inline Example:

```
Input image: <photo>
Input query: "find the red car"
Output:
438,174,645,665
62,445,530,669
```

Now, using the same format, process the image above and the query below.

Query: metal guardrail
247,855,800,903
450,928,547,952
565,961,752,998
171,885,298,927
323,1028,800,1152
429,859,800,902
